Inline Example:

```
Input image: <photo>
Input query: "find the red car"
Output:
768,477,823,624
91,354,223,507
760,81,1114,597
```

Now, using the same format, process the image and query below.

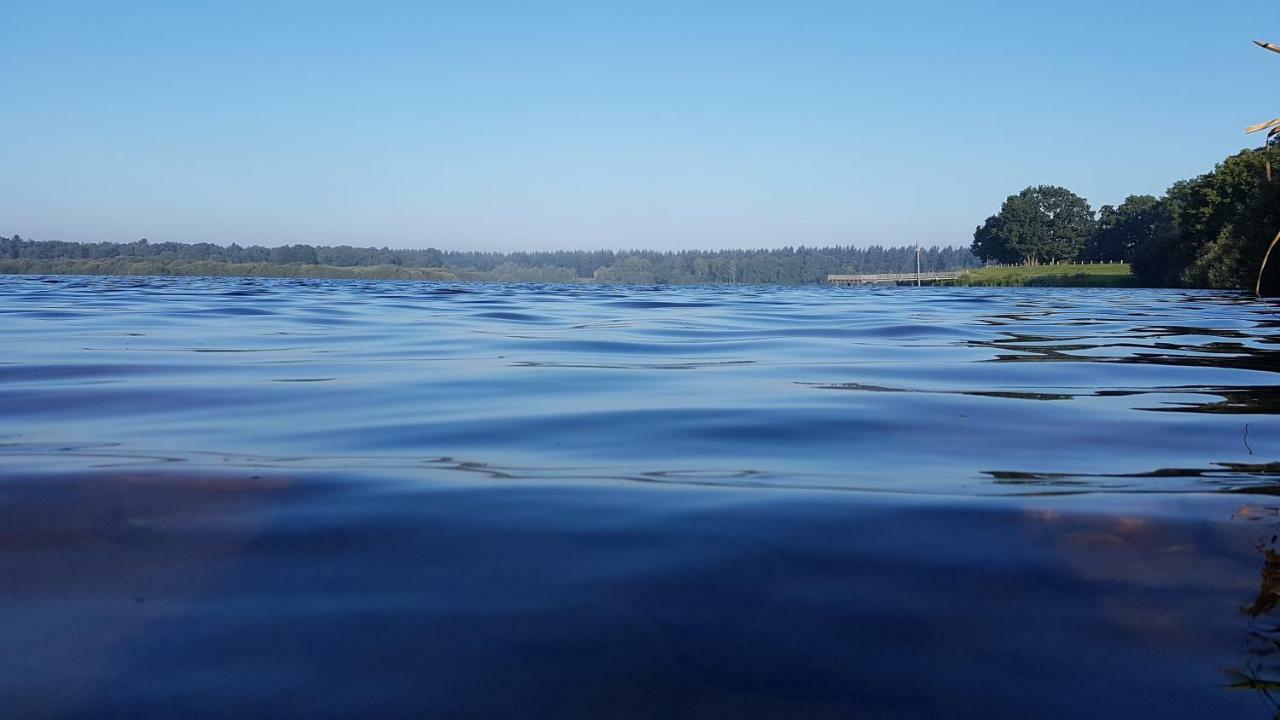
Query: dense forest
0,235,979,285
972,145,1280,294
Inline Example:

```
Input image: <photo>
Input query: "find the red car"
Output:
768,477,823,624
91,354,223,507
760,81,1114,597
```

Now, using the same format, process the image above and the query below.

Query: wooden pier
827,271,962,286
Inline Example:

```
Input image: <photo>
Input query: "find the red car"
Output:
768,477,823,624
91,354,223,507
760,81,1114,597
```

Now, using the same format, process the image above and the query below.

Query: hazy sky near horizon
1,1,1274,251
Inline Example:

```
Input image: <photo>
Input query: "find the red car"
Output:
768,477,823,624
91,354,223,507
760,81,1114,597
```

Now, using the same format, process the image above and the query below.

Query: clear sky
1,1,1274,251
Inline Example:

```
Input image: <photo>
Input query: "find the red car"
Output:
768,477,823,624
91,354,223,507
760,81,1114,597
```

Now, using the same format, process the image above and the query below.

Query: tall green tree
1130,148,1280,291
971,214,1009,263
971,186,1096,265
1084,195,1164,262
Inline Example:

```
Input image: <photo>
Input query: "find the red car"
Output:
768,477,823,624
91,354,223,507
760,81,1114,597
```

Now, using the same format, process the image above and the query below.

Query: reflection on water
2,276,1280,717
0,470,1270,719
1230,505,1280,717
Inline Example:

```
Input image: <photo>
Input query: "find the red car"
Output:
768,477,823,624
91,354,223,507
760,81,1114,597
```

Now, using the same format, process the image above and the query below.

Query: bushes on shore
0,258,457,281
972,147,1280,293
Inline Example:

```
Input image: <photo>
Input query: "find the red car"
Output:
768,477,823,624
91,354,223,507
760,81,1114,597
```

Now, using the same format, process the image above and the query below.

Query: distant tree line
972,146,1280,293
0,235,980,285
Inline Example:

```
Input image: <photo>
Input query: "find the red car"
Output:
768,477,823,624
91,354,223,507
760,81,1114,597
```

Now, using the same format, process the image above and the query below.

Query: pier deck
827,271,961,285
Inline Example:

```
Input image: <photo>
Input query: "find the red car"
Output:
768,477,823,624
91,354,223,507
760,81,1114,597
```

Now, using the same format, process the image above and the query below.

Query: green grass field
954,263,1135,287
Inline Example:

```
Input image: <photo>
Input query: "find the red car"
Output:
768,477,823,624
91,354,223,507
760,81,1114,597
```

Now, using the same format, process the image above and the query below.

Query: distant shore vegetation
0,236,979,285
972,146,1280,294
12,140,1277,293
0,258,458,281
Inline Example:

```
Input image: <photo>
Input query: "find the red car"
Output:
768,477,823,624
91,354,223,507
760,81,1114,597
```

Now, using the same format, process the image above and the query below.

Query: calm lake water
4,274,1280,718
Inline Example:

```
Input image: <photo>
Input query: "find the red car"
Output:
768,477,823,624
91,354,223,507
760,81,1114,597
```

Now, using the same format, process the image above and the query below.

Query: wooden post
915,241,921,286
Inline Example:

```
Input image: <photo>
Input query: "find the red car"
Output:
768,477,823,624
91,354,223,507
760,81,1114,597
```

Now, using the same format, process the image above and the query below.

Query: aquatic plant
1247,40,1280,296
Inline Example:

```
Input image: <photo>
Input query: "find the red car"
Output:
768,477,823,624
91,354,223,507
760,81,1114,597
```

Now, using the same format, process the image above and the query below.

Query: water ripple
0,276,1276,495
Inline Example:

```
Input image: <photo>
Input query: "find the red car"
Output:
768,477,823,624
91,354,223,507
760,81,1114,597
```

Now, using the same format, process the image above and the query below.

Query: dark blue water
4,275,1280,718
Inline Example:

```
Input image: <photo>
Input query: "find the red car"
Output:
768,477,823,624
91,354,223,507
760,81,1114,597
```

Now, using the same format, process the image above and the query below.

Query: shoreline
0,258,1142,288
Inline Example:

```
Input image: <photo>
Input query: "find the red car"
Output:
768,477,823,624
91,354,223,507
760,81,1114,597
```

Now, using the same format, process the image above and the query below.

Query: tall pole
915,240,921,286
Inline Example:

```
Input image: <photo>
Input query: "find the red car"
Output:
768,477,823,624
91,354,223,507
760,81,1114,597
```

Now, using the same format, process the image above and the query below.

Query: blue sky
1,1,1273,251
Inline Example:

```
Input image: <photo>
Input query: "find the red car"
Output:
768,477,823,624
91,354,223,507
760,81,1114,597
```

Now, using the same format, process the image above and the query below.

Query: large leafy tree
971,186,1096,265
971,213,1010,263
1131,148,1280,291
1176,150,1280,291
1084,195,1165,262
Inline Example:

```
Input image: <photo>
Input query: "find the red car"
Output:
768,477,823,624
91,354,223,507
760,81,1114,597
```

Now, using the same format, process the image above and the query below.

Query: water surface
3,276,1280,717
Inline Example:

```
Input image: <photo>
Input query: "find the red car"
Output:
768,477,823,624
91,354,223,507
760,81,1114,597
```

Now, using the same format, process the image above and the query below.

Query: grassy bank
954,262,1135,287
0,258,459,281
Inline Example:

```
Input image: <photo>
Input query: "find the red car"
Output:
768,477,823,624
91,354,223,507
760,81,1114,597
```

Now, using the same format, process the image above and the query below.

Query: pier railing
827,271,961,285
